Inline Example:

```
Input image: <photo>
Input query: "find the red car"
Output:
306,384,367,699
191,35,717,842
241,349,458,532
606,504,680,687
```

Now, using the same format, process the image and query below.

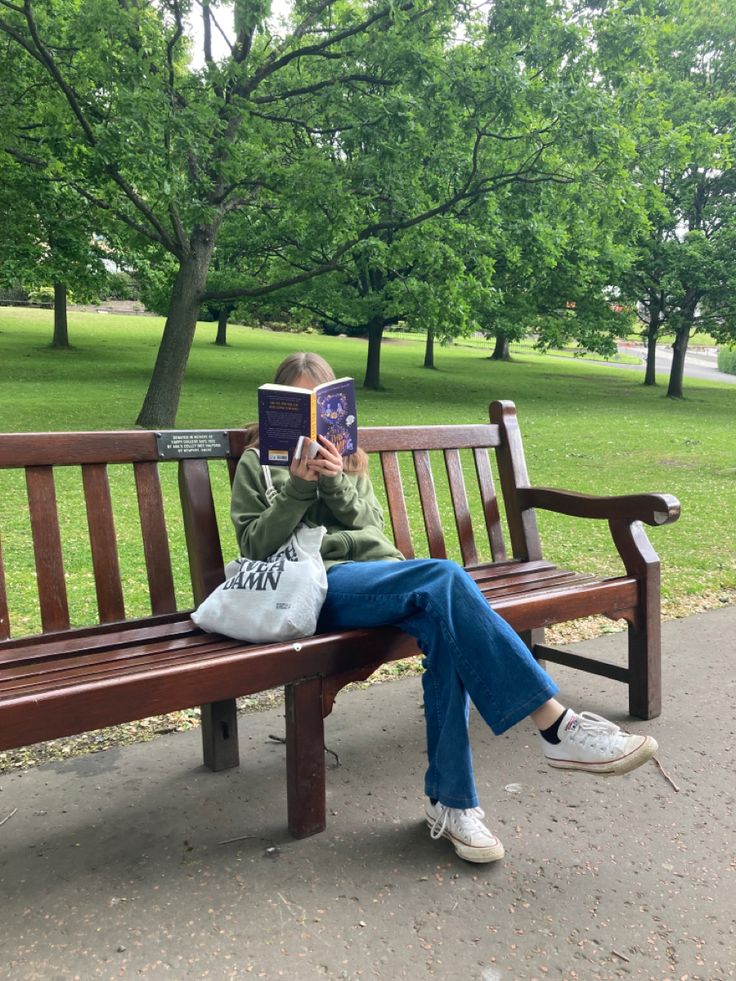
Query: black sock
430,798,438,806
539,709,569,745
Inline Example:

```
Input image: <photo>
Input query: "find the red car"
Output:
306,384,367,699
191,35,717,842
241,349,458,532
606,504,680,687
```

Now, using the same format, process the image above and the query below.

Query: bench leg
285,678,327,839
627,617,661,720
201,699,240,771
520,627,546,669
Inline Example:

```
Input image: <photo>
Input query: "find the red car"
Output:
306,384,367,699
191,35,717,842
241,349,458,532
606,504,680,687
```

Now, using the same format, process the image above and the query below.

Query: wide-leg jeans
317,558,559,809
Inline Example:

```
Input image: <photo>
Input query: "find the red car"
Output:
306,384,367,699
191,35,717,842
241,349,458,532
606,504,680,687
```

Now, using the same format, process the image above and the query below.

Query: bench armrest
517,487,681,527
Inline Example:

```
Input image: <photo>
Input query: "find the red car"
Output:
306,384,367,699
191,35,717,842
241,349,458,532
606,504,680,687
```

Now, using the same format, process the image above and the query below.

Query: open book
257,377,358,467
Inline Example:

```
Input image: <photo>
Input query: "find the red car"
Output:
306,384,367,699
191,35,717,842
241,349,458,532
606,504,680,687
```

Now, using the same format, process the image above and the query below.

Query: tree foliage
598,0,736,396
1,0,532,420
1,0,733,416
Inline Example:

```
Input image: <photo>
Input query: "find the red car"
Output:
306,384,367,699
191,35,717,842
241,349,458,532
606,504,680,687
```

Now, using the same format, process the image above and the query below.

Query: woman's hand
307,435,344,479
289,437,319,482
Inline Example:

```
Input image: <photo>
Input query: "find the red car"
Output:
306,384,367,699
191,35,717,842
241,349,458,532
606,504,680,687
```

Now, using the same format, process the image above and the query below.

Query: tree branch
290,0,338,44
165,0,185,102
240,0,416,98
201,0,212,64
4,144,47,167
12,0,181,256
250,74,398,105
246,107,362,136
168,203,188,251
69,181,183,255
202,239,357,301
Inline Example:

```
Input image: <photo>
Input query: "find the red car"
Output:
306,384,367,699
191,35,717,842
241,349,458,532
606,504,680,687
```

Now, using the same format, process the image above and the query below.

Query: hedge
717,348,736,375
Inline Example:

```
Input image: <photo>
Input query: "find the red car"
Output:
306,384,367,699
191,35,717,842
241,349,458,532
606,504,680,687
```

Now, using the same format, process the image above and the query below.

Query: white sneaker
542,710,658,775
425,800,504,863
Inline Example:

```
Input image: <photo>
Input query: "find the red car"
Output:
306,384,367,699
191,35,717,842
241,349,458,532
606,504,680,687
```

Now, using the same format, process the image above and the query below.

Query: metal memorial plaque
155,430,230,460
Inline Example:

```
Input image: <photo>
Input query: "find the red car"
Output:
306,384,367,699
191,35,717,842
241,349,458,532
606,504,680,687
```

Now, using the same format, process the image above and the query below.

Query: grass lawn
1,304,734,769
1,305,734,629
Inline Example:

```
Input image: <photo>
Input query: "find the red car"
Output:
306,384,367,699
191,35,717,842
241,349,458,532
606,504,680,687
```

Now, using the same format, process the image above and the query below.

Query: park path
615,342,736,385
0,606,734,980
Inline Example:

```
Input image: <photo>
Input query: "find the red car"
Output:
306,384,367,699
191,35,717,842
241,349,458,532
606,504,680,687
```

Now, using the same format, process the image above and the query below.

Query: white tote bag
191,465,328,642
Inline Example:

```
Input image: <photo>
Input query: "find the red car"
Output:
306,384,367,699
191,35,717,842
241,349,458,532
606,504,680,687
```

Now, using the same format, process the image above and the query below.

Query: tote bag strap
247,445,279,505
261,463,279,505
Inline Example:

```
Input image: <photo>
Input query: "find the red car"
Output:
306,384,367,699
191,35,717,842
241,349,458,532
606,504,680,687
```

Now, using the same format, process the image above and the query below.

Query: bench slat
443,448,478,566
361,424,500,453
464,558,555,580
0,431,160,468
481,572,602,600
1,631,235,692
0,535,9,641
179,458,225,604
25,466,70,632
134,461,177,614
497,578,638,630
379,451,415,559
473,447,506,561
0,614,196,665
82,463,126,622
471,565,590,589
413,450,446,558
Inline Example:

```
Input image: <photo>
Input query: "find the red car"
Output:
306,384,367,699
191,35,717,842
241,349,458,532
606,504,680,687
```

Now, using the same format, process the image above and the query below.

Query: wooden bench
0,401,680,838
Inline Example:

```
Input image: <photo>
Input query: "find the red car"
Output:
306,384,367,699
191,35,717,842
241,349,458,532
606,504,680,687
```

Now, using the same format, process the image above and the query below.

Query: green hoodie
230,448,404,569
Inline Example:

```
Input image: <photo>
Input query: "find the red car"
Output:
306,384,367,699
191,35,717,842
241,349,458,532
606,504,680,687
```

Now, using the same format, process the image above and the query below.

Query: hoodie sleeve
230,449,318,560
316,471,387,531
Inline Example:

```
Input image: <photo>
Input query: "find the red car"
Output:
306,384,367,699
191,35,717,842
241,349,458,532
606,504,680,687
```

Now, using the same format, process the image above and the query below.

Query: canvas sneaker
425,800,505,863
542,709,657,775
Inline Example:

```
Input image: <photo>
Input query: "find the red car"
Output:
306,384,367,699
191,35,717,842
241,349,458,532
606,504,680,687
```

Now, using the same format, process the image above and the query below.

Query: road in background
617,342,736,385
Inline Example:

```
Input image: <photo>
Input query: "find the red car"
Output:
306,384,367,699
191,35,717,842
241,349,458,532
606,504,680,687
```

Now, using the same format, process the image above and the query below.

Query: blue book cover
258,377,357,466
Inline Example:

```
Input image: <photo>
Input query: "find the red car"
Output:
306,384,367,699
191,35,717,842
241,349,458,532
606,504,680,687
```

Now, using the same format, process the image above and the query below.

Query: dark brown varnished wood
379,450,414,559
473,446,506,561
490,401,543,562
413,449,447,558
444,448,478,567
286,678,327,838
134,461,177,615
0,535,9,642
82,463,125,623
0,403,680,841
25,466,70,632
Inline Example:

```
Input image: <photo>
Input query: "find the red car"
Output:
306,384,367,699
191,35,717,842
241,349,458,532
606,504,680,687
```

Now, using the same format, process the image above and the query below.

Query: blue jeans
317,559,559,809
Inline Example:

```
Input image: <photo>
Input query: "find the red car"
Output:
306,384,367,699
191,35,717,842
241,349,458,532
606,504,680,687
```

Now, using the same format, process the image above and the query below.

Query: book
258,376,358,467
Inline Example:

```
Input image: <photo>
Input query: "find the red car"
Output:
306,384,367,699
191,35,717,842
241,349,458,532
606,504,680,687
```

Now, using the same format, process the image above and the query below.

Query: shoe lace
573,711,626,747
429,805,486,840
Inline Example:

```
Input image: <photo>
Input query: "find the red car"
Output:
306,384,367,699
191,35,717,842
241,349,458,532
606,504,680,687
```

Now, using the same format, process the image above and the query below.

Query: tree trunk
667,322,692,399
136,229,216,427
363,315,385,389
644,314,659,386
490,330,510,361
52,283,69,348
424,326,435,368
215,307,230,346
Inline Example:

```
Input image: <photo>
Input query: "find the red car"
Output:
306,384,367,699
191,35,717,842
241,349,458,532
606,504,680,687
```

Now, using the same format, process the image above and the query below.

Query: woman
231,353,657,864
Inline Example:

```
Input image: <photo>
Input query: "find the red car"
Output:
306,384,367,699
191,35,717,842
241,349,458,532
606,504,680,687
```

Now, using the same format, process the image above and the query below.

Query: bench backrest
0,401,538,642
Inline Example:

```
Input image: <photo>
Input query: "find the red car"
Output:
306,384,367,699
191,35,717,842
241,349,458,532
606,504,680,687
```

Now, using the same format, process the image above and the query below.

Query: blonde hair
244,352,368,474
273,351,335,388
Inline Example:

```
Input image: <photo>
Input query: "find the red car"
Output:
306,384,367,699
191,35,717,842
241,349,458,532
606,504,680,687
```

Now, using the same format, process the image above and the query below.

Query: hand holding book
289,435,343,481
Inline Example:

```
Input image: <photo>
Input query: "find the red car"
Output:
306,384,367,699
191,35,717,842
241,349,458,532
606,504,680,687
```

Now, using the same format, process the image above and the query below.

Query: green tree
0,157,109,346
598,0,736,397
0,0,511,424
221,0,623,388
